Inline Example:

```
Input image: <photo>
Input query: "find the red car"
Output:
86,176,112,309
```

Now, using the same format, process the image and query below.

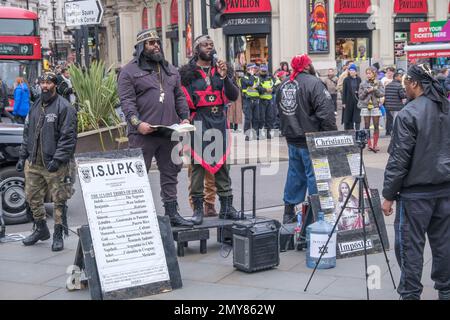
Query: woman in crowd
13,77,30,124
358,67,385,152
342,64,361,131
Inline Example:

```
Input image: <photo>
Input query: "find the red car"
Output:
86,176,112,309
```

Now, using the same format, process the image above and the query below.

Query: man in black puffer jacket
382,64,450,301
384,70,406,136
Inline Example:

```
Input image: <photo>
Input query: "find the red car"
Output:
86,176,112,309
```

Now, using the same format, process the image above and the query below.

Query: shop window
336,37,369,61
227,34,269,71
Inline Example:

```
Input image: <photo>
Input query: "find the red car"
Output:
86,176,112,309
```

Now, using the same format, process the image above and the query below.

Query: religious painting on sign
306,131,390,259
331,176,372,232
307,0,330,54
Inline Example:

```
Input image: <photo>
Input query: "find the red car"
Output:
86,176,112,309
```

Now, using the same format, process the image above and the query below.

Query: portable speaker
232,219,281,273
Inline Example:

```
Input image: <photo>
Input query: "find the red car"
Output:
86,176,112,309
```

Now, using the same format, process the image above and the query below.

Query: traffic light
210,0,226,29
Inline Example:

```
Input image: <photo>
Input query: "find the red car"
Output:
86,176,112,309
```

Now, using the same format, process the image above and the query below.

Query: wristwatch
131,116,142,128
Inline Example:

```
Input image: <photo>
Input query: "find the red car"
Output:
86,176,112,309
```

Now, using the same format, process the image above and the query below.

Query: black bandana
407,64,449,114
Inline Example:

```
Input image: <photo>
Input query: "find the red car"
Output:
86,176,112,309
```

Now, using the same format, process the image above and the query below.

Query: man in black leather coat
382,64,450,301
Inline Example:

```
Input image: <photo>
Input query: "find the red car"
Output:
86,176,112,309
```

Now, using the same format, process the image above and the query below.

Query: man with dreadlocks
118,30,193,228
382,64,450,301
179,35,240,226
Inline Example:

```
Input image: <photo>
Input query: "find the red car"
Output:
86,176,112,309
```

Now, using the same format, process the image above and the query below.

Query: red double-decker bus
0,7,41,110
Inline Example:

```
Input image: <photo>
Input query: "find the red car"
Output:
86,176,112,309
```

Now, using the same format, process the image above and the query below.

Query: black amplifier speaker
232,218,281,273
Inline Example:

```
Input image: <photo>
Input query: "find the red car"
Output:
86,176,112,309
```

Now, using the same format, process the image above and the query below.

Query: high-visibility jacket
259,76,274,100
240,74,260,98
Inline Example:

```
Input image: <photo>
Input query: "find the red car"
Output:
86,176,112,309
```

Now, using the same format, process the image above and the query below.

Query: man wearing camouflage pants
16,72,77,252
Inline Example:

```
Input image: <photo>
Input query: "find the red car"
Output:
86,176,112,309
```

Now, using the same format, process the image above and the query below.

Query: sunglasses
146,40,161,46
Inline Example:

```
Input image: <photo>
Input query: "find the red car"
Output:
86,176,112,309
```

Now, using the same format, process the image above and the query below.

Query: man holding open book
118,30,193,228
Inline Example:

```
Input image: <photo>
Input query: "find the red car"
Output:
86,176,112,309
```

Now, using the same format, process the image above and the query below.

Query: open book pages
150,123,196,133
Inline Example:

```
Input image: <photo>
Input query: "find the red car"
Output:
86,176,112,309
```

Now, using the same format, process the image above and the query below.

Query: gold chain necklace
158,64,165,103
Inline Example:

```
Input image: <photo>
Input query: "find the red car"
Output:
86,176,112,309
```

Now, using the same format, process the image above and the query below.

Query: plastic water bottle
306,212,337,269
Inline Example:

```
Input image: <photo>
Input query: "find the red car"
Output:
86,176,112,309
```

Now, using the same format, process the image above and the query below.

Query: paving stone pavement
0,206,437,301
0,128,440,300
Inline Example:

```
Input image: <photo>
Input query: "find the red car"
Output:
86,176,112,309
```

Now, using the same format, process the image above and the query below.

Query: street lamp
51,0,59,64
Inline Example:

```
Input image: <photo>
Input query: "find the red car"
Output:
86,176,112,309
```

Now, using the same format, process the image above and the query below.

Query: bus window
0,18,36,36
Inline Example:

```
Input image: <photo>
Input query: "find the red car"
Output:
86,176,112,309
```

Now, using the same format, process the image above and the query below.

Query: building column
433,0,448,21
117,0,140,65
378,0,395,65
271,0,280,72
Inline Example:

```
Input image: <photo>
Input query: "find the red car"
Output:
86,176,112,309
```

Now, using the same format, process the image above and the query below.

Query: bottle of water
306,212,337,269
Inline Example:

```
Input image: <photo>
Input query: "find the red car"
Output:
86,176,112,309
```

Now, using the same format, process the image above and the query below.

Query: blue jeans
283,145,318,205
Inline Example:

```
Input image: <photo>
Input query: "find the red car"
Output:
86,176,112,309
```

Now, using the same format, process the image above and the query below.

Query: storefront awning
170,0,178,25
334,0,371,14
394,0,428,14
156,4,162,28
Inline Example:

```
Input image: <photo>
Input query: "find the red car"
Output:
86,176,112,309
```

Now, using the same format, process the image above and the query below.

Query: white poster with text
77,156,170,293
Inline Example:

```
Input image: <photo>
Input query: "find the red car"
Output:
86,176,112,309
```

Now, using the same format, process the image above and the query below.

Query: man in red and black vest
180,35,240,225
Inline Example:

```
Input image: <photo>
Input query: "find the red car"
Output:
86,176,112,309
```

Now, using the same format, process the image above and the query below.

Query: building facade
0,0,73,63
102,0,450,71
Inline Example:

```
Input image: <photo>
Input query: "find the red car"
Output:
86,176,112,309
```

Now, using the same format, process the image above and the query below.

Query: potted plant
69,61,127,153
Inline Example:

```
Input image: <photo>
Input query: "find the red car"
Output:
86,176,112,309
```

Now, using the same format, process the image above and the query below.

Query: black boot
22,219,50,246
191,197,204,226
52,224,64,252
164,201,194,228
267,130,272,139
283,204,296,224
219,196,240,220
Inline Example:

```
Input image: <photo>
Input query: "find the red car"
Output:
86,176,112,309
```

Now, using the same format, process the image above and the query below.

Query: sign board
224,0,272,14
64,0,104,27
306,131,389,259
394,0,428,14
410,20,450,43
0,44,33,56
407,49,450,60
334,0,370,14
75,149,175,299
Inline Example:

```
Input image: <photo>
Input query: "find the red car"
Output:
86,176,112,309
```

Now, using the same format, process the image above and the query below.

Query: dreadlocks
407,64,449,113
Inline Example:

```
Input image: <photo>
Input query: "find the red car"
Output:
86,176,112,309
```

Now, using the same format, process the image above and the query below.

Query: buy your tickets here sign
410,20,450,43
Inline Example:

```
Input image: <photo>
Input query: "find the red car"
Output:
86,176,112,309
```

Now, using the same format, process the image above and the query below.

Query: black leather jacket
20,94,78,167
383,95,450,200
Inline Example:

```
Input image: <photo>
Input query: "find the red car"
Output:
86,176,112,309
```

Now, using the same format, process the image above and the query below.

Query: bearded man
179,35,240,225
118,30,193,228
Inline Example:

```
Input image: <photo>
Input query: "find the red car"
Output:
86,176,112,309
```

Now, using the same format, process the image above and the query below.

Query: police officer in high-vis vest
258,65,275,139
240,64,260,141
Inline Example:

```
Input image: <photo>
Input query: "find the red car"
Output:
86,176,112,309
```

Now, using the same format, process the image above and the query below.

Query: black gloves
47,160,60,173
16,158,25,172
